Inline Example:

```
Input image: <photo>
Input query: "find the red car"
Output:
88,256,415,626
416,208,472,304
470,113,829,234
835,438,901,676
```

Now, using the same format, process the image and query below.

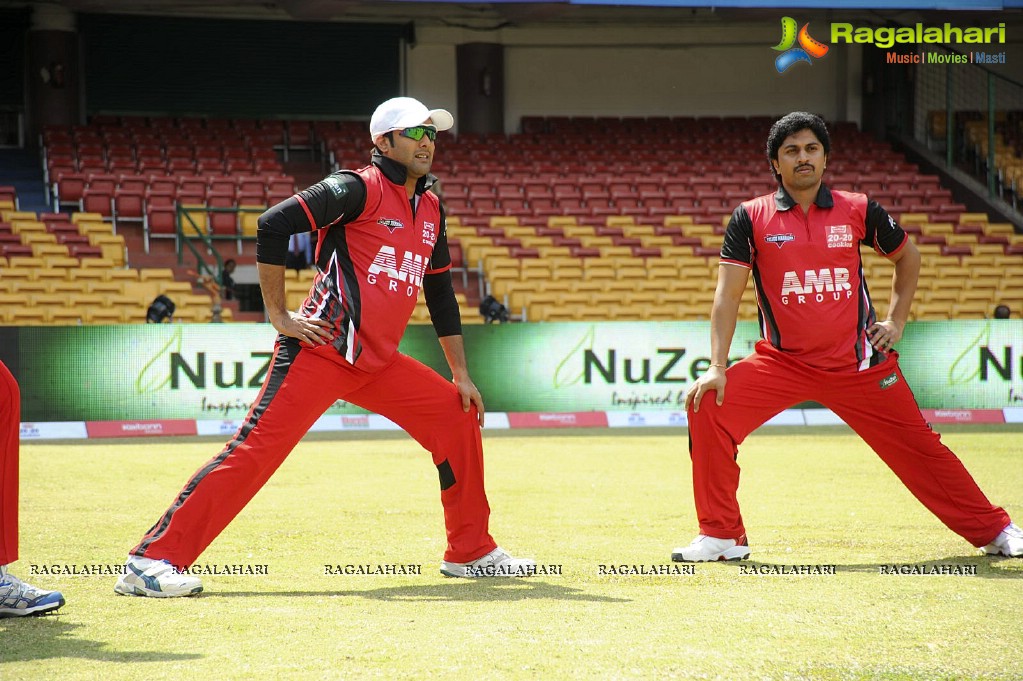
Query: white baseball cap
369,96,454,142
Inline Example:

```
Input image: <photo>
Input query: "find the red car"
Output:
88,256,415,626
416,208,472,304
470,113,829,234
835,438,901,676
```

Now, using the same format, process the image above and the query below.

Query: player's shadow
741,555,1021,579
0,618,203,664
211,580,631,603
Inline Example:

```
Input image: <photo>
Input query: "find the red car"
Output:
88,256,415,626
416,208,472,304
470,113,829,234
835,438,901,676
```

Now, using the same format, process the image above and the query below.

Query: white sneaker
982,522,1023,558
0,573,65,617
114,556,203,597
672,534,750,562
440,547,536,578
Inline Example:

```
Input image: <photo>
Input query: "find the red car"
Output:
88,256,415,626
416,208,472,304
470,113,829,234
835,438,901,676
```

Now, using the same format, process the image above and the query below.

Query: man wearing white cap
115,97,535,597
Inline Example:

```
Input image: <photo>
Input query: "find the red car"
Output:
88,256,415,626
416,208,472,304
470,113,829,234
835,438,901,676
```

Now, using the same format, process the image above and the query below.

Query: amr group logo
772,17,830,73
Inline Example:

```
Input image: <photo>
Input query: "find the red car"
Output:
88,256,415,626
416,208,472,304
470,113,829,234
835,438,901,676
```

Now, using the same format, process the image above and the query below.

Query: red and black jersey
256,154,458,371
720,184,908,372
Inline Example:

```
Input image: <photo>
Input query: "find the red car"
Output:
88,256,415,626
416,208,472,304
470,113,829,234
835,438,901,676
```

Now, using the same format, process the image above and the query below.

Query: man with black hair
116,97,535,597
672,111,1021,563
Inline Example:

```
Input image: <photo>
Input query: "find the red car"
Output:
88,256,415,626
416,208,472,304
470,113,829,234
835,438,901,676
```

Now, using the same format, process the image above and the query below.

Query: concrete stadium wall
406,22,864,134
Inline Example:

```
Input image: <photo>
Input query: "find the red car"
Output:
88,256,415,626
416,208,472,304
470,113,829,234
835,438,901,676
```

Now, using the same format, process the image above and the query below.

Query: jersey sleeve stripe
295,195,318,231
425,263,452,275
879,232,909,258
720,258,751,269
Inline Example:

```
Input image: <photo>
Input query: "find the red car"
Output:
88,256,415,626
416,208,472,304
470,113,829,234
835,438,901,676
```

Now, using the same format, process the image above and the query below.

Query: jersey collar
773,183,834,211
371,150,437,195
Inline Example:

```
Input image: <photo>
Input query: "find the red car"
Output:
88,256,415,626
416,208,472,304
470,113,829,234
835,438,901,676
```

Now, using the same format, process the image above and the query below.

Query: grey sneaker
0,573,65,617
982,522,1023,557
672,534,750,562
114,556,203,597
440,547,536,578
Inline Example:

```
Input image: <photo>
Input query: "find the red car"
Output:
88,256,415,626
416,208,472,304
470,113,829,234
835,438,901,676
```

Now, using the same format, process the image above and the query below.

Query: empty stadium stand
14,113,1023,325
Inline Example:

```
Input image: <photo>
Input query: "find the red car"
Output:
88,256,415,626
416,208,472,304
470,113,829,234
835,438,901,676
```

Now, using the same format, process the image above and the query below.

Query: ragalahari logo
772,17,829,73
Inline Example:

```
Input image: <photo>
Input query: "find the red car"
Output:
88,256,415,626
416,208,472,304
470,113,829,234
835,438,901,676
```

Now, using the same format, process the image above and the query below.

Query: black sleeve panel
863,199,909,256
423,270,462,337
427,201,452,272
720,205,755,265
256,172,366,265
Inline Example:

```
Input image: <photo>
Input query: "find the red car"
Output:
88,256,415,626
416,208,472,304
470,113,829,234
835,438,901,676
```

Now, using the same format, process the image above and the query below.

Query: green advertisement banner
10,320,1023,422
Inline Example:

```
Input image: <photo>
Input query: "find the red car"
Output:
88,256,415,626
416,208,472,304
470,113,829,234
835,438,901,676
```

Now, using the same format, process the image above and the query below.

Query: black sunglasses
399,126,438,142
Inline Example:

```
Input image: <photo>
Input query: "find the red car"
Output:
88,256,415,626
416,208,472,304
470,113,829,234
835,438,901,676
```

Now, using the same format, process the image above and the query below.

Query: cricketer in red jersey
115,98,535,598
0,360,66,616
672,111,1022,563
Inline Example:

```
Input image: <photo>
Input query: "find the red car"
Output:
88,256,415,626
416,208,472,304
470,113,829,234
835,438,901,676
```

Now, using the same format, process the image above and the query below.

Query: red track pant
0,361,18,565
687,341,1009,547
131,338,497,569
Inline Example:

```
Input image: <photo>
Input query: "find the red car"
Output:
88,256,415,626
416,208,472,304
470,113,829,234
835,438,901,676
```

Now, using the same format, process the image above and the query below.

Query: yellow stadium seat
488,216,520,229
685,223,717,237
0,292,24,307
9,280,47,295
958,212,988,225
47,278,81,294
624,290,659,306
121,281,162,303
21,232,56,244
639,235,674,248
66,268,107,285
639,304,679,321
914,302,952,320
45,256,81,270
568,279,604,295
0,209,35,222
959,288,997,304
7,256,44,270
9,219,46,235
922,289,959,305
950,301,990,319
897,213,929,226
75,220,111,236
104,293,140,310
919,222,955,236
972,244,1007,258
85,280,123,295
6,308,48,325
29,293,68,308
547,216,578,229
83,307,126,325
614,264,647,281
663,215,694,227
162,282,194,297
239,205,265,237
49,308,84,325
606,216,636,228
71,212,105,224
105,268,140,283
518,235,553,249
602,279,636,294
534,303,584,322
120,306,145,323
67,292,108,307
77,257,118,270
623,224,656,237
138,268,176,282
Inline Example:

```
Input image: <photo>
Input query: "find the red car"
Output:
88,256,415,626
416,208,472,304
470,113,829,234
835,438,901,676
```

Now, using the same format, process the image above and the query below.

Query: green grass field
2,426,1021,680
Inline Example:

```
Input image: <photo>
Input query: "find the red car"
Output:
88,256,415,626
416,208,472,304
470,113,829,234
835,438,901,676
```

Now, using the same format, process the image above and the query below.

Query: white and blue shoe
0,570,66,617
114,556,203,597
